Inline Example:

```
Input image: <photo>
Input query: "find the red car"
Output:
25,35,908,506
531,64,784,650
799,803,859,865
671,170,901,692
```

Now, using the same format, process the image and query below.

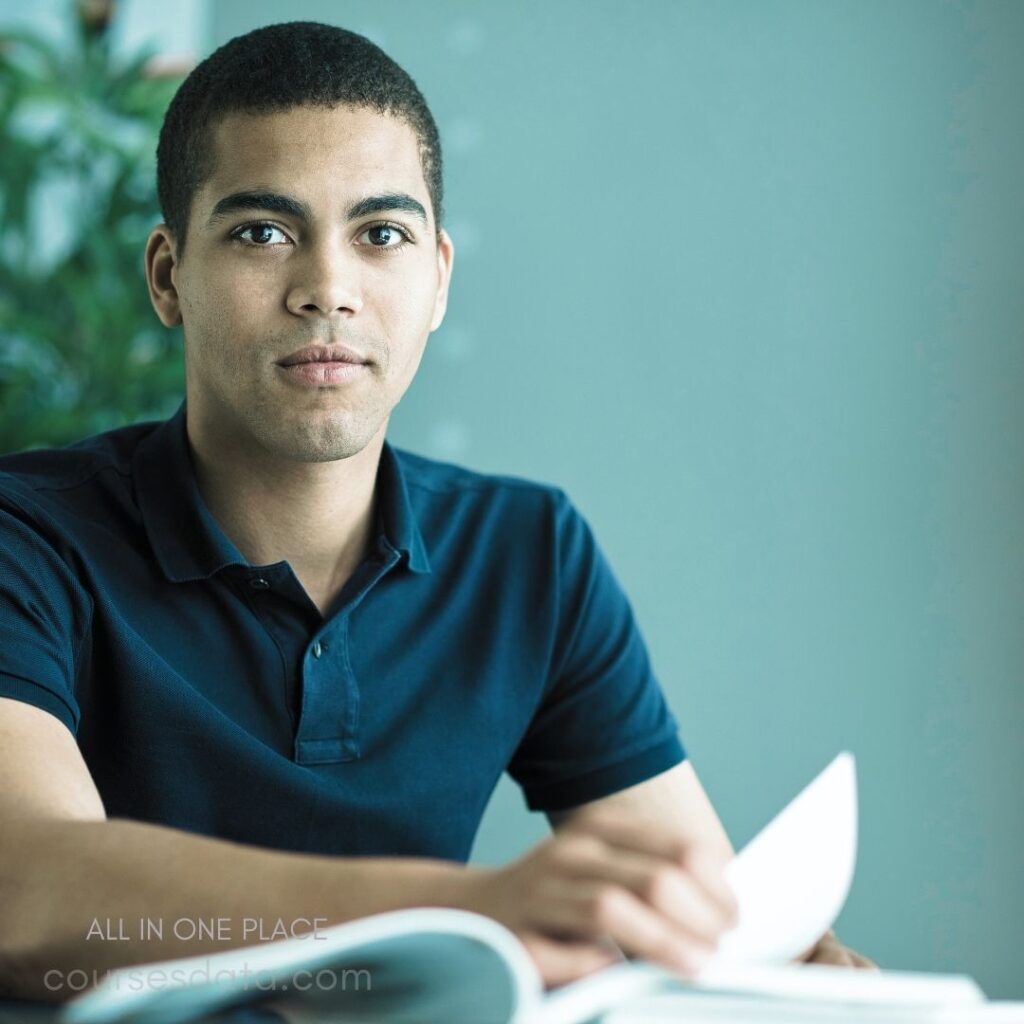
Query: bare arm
0,698,475,1001
546,760,735,861
0,700,758,999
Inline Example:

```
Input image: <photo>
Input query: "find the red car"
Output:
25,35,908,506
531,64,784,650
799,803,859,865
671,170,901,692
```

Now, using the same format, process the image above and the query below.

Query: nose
285,238,363,318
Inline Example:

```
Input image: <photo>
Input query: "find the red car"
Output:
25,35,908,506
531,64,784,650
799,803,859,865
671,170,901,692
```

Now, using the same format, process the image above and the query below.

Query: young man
0,21,870,1001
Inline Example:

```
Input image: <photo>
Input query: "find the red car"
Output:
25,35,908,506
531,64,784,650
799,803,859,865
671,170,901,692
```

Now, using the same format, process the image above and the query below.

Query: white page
536,753,862,1024
603,993,1022,1024
535,959,984,1024
602,991,997,1024
713,751,859,966
523,752,990,1024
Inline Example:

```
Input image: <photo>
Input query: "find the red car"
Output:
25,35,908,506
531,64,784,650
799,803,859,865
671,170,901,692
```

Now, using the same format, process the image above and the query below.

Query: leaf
0,16,185,454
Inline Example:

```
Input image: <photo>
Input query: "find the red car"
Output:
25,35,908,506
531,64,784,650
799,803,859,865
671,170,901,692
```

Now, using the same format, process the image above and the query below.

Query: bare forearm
0,817,478,1000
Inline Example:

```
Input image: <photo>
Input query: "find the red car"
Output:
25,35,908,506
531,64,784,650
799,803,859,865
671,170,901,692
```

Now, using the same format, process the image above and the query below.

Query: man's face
163,103,453,463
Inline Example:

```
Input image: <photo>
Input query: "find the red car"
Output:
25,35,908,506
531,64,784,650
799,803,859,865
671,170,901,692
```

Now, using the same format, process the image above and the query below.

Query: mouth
276,343,369,368
275,343,371,387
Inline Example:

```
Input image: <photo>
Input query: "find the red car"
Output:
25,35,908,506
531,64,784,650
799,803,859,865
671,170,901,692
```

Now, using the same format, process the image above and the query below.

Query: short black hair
156,21,444,259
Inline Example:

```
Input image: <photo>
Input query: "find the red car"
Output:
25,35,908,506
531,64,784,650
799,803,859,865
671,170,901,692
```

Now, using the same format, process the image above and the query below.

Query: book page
62,908,543,1024
714,751,858,965
533,752,864,1024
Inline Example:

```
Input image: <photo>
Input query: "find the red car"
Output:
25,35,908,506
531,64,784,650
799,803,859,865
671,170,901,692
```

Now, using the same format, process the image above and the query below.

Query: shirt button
249,577,271,590
312,641,324,658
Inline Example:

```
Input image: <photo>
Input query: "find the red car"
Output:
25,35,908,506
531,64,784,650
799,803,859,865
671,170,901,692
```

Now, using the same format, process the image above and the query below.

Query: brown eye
358,223,412,251
235,222,289,246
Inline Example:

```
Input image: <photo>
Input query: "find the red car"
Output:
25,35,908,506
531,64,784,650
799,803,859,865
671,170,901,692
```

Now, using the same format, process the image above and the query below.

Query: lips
277,344,368,367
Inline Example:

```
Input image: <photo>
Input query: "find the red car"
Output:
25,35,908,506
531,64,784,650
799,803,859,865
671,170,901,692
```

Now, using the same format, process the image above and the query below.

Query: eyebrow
206,190,429,229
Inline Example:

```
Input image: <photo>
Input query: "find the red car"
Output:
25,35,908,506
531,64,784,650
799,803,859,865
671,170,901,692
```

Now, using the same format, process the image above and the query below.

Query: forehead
199,104,426,207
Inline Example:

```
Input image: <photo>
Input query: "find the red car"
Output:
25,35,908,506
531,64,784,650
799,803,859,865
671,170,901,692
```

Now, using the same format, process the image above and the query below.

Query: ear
429,228,455,333
144,225,183,327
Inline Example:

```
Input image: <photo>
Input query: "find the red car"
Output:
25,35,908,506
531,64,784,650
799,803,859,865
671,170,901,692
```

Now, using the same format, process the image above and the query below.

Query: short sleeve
506,492,685,811
0,506,91,734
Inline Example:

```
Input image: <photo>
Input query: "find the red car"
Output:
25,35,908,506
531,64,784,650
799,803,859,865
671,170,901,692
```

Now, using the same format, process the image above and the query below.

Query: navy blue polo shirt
0,402,685,860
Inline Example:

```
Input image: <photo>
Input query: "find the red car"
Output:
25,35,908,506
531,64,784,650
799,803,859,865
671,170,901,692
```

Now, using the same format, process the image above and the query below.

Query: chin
260,410,378,464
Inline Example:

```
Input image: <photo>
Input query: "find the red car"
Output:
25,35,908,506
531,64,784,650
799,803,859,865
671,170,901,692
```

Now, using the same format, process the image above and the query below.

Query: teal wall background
3,0,1020,1000
208,0,1023,999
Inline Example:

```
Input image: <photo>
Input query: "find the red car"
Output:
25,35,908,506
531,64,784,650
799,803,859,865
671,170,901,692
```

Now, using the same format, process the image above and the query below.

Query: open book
62,753,990,1024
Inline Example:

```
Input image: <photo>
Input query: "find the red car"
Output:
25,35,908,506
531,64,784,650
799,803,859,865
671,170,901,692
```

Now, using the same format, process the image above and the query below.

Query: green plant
0,2,186,453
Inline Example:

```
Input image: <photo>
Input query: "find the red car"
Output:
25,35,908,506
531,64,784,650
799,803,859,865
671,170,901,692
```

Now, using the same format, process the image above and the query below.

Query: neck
186,410,385,612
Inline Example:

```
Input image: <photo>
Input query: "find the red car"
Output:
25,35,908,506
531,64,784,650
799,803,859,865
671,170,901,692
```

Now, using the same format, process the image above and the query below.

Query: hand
460,813,739,988
798,929,878,969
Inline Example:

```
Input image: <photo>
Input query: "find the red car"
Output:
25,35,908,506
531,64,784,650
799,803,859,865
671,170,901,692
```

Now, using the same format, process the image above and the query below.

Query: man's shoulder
0,418,161,510
389,443,571,509
387,445,587,556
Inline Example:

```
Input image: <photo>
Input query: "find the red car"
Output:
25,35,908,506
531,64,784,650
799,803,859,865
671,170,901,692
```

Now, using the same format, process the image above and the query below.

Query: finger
817,945,856,966
681,848,741,926
805,932,873,969
566,817,739,924
524,871,715,967
563,840,735,943
850,950,879,970
579,882,714,977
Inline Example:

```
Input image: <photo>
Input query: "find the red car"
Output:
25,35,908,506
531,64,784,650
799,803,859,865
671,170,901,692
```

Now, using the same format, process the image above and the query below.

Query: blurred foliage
0,4,186,453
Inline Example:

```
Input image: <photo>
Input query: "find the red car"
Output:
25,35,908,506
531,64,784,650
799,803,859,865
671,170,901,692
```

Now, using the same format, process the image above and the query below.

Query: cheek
385,272,438,344
182,273,262,342
386,307,433,380
182,256,266,313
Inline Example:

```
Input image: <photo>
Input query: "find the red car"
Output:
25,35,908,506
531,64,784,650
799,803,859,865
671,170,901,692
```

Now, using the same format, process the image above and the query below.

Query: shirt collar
133,401,431,583
375,435,432,574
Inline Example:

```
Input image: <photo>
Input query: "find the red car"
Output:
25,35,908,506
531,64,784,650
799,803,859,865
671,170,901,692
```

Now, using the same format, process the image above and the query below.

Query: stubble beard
188,332,392,465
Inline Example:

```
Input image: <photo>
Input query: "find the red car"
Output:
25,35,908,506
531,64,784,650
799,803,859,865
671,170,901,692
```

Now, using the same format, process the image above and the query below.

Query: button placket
294,549,398,765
